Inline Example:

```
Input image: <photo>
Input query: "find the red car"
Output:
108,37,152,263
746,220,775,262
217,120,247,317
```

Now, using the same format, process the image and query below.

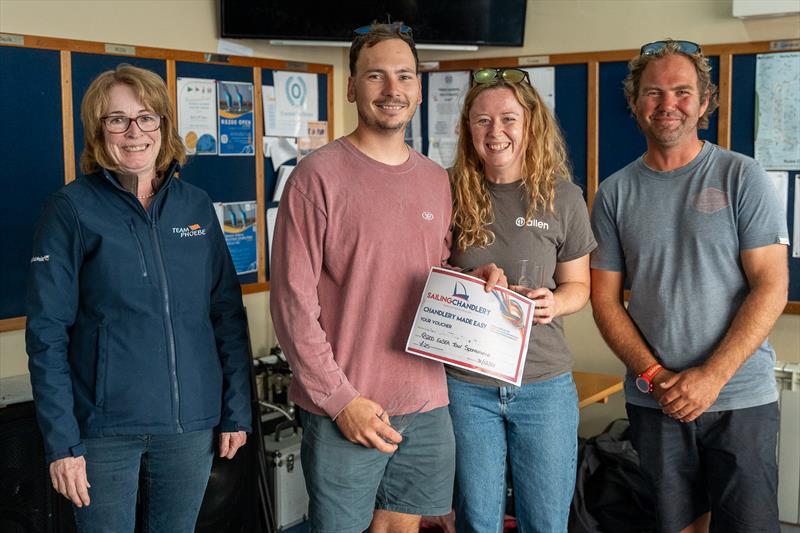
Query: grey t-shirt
591,142,789,411
448,179,596,386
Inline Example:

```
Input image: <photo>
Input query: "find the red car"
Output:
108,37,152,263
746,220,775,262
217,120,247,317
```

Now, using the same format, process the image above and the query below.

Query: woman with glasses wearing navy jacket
446,69,596,532
26,64,251,533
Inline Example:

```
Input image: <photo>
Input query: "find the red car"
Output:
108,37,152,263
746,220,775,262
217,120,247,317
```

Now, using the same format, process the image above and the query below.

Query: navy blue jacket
26,162,252,463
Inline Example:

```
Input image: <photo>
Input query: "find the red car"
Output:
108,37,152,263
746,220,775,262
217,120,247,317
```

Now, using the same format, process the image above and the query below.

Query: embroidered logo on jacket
172,224,207,238
30,255,50,263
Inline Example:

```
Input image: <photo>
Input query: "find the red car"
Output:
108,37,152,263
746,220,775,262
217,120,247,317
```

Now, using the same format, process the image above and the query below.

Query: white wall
1,0,799,436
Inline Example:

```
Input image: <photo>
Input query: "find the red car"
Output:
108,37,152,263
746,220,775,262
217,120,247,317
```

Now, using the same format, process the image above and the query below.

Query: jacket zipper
128,223,148,278
150,215,183,433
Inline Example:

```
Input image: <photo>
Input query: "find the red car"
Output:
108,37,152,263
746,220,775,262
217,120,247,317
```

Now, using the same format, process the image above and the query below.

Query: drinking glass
517,259,544,289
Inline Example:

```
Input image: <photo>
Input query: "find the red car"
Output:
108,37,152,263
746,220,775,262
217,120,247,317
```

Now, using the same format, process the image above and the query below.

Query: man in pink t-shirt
270,22,503,533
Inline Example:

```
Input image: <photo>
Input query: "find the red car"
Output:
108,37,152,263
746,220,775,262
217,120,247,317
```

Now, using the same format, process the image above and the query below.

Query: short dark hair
349,22,419,76
624,39,719,129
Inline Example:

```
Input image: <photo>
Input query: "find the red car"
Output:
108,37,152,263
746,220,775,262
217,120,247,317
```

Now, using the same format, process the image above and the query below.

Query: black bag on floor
569,419,656,533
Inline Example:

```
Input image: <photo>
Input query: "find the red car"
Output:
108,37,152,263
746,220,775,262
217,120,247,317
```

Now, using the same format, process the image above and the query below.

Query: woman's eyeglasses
472,68,530,86
101,114,163,134
640,40,702,56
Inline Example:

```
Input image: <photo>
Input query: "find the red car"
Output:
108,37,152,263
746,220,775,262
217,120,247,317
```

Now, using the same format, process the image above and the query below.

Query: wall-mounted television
220,1,527,47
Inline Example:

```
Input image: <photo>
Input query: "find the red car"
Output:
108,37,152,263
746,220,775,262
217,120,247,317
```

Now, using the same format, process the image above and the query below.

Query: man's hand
468,263,507,291
219,431,247,459
649,368,676,405
335,396,402,453
50,456,91,507
656,367,725,422
512,286,557,324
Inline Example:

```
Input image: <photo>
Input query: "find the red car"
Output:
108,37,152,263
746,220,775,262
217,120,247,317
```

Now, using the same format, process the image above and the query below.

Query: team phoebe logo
172,224,207,238
515,217,550,230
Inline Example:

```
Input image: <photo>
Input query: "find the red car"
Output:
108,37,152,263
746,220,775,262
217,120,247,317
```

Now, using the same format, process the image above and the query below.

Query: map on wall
754,52,800,170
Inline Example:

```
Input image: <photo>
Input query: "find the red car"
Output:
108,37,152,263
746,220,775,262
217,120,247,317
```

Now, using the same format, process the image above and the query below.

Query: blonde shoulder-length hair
79,64,186,176
450,79,572,251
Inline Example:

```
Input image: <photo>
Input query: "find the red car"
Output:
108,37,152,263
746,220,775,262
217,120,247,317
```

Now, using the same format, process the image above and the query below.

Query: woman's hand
512,286,558,324
219,431,248,459
50,456,91,507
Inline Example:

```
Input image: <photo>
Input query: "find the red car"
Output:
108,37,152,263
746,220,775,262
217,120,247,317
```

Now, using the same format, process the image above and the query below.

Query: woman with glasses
26,64,251,533
446,68,596,532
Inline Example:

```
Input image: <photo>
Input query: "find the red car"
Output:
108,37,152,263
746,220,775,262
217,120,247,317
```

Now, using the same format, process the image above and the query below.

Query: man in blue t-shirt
591,40,789,533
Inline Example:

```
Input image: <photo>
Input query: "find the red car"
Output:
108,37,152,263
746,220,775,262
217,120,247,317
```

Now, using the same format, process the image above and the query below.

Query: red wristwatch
635,363,664,394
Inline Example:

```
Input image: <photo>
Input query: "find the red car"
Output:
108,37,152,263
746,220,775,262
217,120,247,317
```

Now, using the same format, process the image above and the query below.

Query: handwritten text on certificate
405,267,534,386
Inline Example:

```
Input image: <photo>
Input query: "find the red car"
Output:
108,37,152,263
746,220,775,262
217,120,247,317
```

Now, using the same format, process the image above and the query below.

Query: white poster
766,171,789,221
427,71,470,167
177,78,218,155
755,52,800,169
522,66,556,113
269,72,319,138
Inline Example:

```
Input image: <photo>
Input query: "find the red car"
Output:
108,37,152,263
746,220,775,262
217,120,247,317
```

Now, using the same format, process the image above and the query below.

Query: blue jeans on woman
447,372,579,533
73,429,214,533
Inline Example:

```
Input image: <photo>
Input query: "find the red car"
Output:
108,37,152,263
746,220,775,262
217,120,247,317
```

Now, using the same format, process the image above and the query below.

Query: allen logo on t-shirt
515,217,549,230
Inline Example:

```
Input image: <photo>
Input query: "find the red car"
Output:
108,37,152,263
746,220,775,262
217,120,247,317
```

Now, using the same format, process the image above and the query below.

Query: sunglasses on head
640,40,702,56
472,68,530,86
354,23,413,36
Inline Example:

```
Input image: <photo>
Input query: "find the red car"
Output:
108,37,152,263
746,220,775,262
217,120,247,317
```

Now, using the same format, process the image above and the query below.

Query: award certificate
405,267,535,385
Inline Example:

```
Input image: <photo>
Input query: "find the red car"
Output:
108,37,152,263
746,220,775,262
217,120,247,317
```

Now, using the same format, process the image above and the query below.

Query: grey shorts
626,402,780,533
298,406,455,533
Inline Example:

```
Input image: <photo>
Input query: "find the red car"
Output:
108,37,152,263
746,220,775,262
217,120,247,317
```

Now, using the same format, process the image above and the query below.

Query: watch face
635,376,651,393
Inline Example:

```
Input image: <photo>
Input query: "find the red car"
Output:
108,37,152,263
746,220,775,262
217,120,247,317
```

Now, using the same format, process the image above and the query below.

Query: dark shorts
626,402,779,533
298,406,455,533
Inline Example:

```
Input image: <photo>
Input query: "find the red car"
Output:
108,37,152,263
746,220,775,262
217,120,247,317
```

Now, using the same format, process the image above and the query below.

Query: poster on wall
522,67,556,113
177,77,218,155
427,71,470,167
217,81,255,156
214,200,258,274
754,52,800,170
267,71,319,137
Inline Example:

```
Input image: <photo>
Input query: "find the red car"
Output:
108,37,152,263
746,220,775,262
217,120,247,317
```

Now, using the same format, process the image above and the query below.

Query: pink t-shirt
270,138,452,418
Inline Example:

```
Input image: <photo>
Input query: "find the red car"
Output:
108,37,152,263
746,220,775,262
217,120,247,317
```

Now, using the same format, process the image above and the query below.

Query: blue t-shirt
591,142,789,411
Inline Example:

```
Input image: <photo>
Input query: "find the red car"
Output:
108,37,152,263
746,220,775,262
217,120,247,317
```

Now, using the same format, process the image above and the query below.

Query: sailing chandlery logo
172,224,207,238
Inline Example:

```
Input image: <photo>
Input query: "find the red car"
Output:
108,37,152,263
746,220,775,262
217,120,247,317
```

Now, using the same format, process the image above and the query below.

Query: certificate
406,267,535,385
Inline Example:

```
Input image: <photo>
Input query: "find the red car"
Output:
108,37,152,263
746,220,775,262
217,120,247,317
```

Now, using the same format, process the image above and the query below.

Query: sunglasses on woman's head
640,40,702,56
354,23,413,36
472,68,530,86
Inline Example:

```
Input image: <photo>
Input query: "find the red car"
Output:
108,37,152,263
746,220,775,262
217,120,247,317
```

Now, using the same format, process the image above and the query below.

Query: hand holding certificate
405,267,535,385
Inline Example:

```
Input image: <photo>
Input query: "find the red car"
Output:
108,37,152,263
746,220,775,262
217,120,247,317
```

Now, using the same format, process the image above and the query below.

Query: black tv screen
220,1,527,47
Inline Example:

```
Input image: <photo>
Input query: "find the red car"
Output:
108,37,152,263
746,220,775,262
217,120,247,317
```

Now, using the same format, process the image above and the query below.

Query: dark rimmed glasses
354,22,412,36
101,114,163,134
472,68,530,86
640,40,702,56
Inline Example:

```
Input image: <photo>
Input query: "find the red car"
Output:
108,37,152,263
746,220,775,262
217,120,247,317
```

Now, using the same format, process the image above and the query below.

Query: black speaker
194,310,275,533
0,401,77,533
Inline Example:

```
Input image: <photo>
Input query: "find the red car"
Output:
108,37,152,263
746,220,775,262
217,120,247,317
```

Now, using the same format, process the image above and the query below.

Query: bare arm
590,268,658,374
659,244,788,421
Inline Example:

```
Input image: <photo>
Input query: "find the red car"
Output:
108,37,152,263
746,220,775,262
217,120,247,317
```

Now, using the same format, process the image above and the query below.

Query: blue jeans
447,373,579,533
73,430,214,533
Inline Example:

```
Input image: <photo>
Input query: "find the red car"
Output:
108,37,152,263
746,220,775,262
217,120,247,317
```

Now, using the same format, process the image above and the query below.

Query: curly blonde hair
451,79,572,251
80,64,186,176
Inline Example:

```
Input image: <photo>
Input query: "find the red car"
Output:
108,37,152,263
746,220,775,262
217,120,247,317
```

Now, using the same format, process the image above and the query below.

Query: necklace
136,190,156,199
